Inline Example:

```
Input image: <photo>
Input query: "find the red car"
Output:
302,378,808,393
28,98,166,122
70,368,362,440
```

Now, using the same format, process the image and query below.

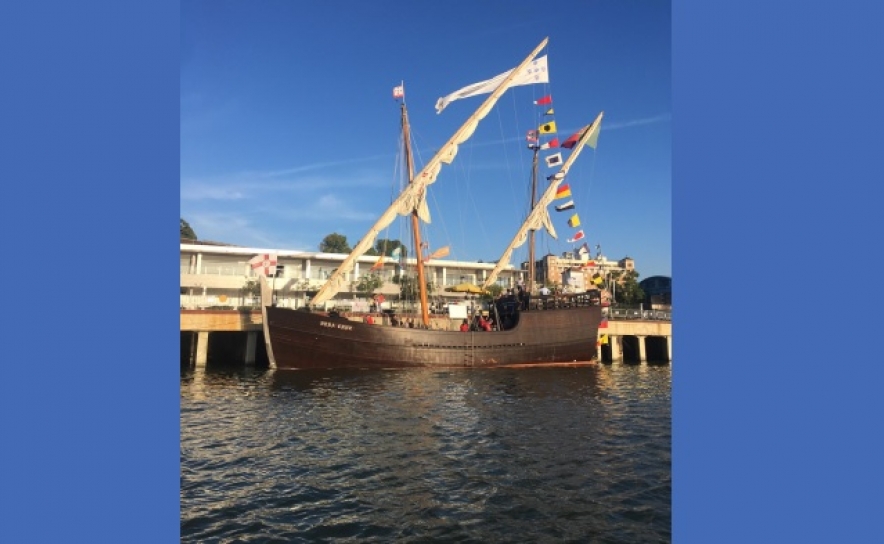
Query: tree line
181,218,197,240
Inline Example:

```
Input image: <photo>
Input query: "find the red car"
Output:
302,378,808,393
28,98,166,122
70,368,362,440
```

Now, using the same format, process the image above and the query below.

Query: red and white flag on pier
249,253,278,277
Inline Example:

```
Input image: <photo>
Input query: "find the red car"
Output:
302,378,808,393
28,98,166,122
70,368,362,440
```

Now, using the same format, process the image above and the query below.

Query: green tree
375,238,404,256
319,233,351,254
613,270,645,305
355,273,383,295
239,278,260,306
481,283,503,301
392,274,433,300
180,218,197,240
352,238,381,256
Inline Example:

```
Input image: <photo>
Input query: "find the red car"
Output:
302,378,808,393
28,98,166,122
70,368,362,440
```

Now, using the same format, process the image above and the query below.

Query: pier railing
607,308,671,321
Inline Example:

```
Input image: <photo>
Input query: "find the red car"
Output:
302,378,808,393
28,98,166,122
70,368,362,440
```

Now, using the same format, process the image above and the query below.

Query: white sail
310,38,550,307
482,112,604,289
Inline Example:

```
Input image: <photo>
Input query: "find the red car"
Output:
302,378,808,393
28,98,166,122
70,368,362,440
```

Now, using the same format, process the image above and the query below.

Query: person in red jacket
478,315,491,332
459,319,469,332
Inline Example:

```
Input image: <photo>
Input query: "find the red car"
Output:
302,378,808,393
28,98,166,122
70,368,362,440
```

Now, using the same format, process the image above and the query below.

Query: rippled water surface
181,363,671,543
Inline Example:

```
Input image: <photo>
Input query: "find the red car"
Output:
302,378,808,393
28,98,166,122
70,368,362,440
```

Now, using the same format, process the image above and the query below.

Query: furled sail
482,112,604,289
310,38,550,307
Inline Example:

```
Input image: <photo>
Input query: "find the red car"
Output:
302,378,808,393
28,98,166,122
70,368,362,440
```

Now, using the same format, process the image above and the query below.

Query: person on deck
478,315,492,332
460,319,469,332
516,286,530,311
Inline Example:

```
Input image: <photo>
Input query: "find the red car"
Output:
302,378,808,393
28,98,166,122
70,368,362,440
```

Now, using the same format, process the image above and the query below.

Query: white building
180,240,526,310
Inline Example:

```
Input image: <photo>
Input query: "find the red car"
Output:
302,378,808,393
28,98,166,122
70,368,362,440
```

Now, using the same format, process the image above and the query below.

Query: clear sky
181,0,671,278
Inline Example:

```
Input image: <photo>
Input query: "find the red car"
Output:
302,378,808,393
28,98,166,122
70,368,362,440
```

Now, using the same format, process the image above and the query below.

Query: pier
180,310,265,368
599,319,672,365
181,309,671,368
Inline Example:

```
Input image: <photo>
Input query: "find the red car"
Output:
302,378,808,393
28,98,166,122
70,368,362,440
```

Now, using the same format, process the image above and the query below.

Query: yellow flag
599,334,608,344
567,214,581,228
539,121,557,134
370,255,385,271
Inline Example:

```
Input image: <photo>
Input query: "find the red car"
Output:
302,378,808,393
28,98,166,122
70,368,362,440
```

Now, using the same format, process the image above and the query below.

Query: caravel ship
262,38,604,369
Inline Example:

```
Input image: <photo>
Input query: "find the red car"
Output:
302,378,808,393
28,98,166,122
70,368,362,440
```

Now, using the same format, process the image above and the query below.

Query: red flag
534,95,552,106
561,130,581,149
599,318,608,328
540,137,559,150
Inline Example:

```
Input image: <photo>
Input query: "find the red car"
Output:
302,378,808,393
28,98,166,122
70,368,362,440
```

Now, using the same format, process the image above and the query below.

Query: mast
310,38,549,307
482,111,604,289
527,146,539,294
400,93,431,327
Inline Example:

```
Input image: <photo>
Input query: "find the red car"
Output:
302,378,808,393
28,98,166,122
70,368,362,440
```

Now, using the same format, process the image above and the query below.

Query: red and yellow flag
555,184,571,199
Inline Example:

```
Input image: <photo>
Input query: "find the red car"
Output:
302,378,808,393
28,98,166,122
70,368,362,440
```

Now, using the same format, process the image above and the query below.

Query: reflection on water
181,364,671,543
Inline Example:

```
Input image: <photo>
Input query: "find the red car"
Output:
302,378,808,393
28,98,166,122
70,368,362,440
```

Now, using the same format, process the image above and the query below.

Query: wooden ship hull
265,304,602,370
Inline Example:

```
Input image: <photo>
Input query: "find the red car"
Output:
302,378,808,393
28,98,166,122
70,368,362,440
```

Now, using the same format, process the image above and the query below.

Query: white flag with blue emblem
435,56,549,114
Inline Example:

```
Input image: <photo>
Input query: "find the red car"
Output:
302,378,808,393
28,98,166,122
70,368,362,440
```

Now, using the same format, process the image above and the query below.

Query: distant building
639,275,671,309
531,249,634,301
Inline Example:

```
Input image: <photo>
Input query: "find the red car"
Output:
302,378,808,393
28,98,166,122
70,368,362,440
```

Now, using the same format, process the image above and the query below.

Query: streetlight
611,273,616,304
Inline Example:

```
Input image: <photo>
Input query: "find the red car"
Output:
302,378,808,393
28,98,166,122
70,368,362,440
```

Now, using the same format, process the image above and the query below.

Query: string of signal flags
525,94,600,245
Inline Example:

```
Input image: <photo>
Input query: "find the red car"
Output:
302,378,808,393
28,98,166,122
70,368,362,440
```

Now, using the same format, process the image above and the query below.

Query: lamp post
612,274,616,304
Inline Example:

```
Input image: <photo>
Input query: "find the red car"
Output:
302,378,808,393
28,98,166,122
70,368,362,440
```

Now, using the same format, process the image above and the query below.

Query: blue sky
181,0,671,278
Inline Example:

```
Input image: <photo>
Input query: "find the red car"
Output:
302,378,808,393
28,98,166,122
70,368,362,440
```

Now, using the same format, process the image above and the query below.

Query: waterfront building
532,249,633,290
639,275,672,309
180,239,528,310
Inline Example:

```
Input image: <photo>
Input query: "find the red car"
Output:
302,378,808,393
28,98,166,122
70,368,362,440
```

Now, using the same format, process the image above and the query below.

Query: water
181,363,671,543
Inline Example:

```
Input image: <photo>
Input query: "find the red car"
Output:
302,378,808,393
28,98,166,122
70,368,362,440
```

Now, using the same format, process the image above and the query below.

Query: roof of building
180,238,243,247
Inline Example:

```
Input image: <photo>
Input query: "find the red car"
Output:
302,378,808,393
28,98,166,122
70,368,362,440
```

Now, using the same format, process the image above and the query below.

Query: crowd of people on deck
382,315,417,328
355,281,584,331
343,280,601,333
459,314,493,332
359,310,500,332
